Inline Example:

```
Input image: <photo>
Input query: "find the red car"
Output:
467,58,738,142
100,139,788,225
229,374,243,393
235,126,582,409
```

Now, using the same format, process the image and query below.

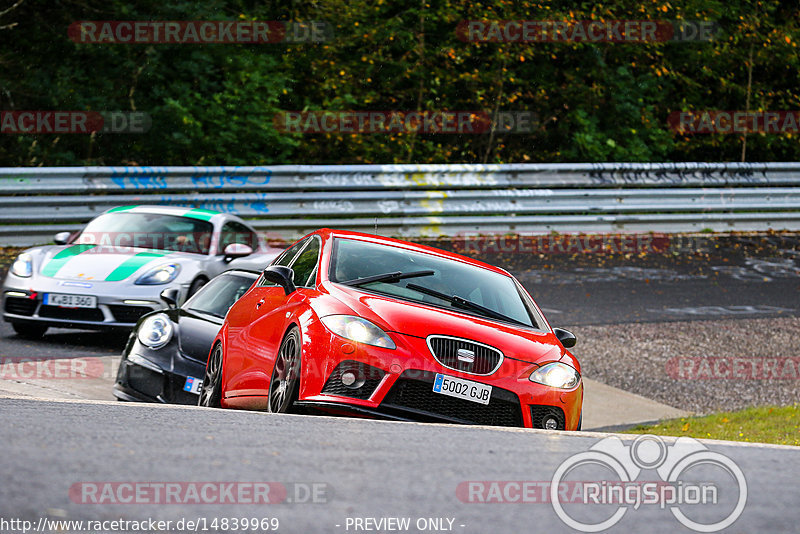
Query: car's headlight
10,253,33,277
137,313,173,349
135,263,180,285
320,315,396,349
529,362,580,389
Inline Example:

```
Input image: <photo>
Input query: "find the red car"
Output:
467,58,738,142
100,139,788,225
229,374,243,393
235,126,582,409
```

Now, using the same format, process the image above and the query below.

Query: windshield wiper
340,270,435,287
405,283,529,327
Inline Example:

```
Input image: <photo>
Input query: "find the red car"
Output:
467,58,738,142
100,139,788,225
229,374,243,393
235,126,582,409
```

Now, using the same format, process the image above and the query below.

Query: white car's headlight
11,253,33,277
137,313,173,349
135,263,180,285
529,362,580,389
320,315,396,349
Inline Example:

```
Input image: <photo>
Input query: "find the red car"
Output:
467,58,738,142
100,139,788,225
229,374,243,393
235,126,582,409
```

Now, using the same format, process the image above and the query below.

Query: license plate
184,376,203,395
432,373,492,405
44,293,97,308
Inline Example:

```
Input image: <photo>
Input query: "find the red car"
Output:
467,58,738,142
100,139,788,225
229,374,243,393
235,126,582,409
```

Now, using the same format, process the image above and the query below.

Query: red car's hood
323,283,567,366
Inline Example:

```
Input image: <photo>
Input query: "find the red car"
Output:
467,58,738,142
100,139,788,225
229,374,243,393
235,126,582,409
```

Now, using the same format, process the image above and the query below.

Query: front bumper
295,328,583,430
2,278,187,329
113,350,207,405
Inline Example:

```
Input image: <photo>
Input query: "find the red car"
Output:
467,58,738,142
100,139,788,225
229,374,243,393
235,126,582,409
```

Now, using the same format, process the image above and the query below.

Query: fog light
341,371,357,387
544,417,558,430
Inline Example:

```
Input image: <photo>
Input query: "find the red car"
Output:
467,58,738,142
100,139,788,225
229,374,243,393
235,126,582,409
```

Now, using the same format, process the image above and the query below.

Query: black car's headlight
529,362,580,389
135,263,180,285
320,315,396,349
137,313,173,349
10,253,33,277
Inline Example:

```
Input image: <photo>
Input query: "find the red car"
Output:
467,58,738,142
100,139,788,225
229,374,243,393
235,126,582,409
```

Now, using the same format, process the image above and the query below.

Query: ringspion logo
550,435,746,532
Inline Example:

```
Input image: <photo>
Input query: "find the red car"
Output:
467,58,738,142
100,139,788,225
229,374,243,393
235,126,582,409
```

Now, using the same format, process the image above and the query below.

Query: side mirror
553,328,577,349
160,288,180,309
223,243,253,261
54,231,72,245
263,265,296,296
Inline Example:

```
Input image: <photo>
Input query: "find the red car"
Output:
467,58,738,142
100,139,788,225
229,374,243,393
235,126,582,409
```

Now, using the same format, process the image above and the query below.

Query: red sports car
199,229,583,430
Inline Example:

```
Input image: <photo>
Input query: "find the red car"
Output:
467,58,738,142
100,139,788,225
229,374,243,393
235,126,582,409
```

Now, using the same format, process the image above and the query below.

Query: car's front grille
38,305,104,322
126,364,164,399
382,370,523,427
321,361,385,400
427,335,503,375
108,305,153,324
530,405,566,430
4,297,37,316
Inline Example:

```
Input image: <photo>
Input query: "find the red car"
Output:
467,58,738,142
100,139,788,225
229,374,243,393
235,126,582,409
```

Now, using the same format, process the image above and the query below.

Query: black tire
267,327,301,413
12,322,48,339
187,277,208,298
198,343,224,408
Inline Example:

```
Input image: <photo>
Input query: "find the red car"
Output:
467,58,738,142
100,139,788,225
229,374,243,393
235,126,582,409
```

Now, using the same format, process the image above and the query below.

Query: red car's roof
313,228,512,277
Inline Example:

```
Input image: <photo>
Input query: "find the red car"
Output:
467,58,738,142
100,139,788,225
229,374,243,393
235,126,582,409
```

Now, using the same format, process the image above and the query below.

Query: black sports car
114,269,258,404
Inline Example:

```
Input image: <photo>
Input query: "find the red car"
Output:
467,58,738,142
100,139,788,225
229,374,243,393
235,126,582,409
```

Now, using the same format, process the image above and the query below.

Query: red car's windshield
329,238,538,328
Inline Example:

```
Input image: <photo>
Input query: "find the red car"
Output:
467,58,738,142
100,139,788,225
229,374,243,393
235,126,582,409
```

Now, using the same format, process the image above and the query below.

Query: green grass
624,404,800,446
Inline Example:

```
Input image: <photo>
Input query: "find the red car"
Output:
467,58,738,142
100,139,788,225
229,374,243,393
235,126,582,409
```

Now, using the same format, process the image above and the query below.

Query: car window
185,273,257,318
258,237,309,287
289,236,320,287
77,212,213,254
275,239,308,266
330,238,538,328
218,221,258,254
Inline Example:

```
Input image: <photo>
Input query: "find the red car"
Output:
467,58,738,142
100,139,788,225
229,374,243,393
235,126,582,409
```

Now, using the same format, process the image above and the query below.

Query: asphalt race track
1,397,798,533
1,244,799,532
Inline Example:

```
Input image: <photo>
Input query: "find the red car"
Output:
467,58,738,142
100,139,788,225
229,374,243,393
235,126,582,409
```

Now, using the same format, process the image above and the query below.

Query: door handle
256,298,265,309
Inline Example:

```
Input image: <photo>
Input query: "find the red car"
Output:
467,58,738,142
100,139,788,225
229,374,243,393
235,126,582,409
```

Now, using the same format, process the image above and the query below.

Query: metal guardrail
1,163,800,246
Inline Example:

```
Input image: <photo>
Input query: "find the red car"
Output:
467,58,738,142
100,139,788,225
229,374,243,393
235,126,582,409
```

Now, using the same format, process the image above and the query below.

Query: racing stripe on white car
40,245,97,277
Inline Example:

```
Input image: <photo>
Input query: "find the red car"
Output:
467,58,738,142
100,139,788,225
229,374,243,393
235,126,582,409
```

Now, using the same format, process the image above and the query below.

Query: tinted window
77,212,213,254
185,273,256,318
290,237,320,287
275,239,307,266
258,238,308,287
218,221,258,253
330,238,537,328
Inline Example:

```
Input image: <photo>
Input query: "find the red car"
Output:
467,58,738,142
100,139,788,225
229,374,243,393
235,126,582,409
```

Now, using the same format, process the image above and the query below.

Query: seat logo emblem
456,348,475,363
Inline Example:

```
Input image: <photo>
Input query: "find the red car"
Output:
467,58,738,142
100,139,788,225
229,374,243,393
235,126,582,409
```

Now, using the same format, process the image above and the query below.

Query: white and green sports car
2,205,281,338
